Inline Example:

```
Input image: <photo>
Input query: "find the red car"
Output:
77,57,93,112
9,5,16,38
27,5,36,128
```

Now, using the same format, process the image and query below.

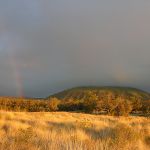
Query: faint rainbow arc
9,50,24,98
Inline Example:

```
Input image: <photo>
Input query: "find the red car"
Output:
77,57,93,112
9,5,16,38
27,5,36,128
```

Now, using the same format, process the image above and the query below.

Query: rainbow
9,48,24,98
1,22,24,97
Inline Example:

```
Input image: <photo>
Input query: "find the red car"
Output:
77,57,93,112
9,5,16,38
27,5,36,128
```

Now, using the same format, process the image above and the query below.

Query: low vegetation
0,87,149,149
0,90,149,116
0,111,149,150
50,87,150,101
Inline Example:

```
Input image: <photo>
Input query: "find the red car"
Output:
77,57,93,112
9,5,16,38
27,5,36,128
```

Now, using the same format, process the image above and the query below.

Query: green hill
49,86,150,101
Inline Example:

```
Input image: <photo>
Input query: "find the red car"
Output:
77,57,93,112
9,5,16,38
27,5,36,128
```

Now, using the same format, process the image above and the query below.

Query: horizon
1,0,150,97
0,85,149,99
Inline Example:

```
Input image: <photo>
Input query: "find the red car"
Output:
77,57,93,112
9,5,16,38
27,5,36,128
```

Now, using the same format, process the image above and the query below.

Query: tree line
0,91,149,116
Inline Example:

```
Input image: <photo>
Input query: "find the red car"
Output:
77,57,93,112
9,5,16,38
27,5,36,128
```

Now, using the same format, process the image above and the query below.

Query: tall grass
0,111,149,150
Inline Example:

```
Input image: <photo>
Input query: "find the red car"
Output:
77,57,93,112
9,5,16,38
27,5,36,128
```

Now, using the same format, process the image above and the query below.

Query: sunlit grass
0,111,149,150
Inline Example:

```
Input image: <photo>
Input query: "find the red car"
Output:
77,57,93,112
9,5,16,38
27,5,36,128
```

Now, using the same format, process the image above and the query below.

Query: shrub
82,91,99,113
105,98,133,116
59,99,84,111
141,100,150,115
48,98,60,111
131,98,142,112
145,136,150,146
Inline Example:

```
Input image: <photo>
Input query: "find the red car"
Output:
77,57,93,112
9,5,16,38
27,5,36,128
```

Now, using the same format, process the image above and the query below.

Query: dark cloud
0,0,150,97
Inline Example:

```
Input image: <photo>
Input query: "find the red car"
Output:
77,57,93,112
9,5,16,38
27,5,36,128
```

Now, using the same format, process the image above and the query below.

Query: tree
48,98,60,111
109,98,133,116
83,91,99,113
141,100,150,115
59,98,83,111
131,98,142,113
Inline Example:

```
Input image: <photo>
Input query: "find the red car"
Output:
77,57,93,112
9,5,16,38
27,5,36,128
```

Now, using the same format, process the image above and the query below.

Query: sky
0,0,150,98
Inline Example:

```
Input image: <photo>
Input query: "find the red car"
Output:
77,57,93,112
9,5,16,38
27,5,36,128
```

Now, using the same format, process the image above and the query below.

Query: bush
131,98,142,112
82,91,99,113
0,96,148,116
48,98,60,111
59,99,84,111
141,100,150,115
104,98,133,116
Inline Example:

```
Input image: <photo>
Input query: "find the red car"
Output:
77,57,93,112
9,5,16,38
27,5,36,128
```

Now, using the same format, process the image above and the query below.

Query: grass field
0,111,149,150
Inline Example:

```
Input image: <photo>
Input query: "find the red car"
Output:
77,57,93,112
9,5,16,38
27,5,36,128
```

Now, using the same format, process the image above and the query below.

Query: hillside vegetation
49,87,150,116
50,86,150,100
0,87,150,116
0,111,149,150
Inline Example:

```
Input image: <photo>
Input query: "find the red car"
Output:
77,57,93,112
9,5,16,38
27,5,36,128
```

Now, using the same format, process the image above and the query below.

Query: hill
49,86,150,101
0,86,149,116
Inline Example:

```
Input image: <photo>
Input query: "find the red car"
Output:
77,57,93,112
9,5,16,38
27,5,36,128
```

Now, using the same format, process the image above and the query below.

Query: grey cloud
0,0,150,97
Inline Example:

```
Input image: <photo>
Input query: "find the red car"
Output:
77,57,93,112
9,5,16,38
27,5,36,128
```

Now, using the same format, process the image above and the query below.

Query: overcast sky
0,0,150,97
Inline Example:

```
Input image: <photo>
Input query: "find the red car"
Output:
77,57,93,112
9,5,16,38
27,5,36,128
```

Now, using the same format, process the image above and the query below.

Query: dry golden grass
0,111,149,150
